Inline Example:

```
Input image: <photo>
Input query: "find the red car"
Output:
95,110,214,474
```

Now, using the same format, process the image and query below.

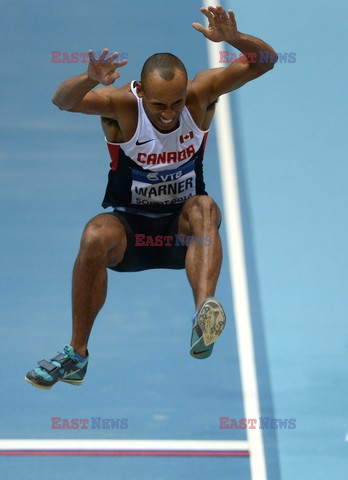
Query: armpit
207,98,219,109
101,117,118,126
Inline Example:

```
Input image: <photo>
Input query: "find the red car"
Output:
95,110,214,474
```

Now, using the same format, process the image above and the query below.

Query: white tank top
103,81,209,212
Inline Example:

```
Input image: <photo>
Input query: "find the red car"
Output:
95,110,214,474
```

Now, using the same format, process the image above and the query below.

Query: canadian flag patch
179,131,194,143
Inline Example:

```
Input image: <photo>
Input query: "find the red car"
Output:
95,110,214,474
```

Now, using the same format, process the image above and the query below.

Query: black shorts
107,209,187,272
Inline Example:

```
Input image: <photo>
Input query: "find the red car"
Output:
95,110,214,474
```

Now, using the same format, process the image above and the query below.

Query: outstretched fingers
214,5,229,18
192,21,208,34
113,58,128,68
99,48,109,62
108,51,128,68
201,6,216,23
227,9,236,25
88,49,97,63
88,48,128,68
192,6,215,34
207,5,231,24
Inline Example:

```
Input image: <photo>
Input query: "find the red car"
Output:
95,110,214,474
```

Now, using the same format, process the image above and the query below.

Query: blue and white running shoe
25,344,88,389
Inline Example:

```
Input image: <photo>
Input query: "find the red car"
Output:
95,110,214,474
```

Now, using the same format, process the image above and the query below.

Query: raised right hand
87,48,128,86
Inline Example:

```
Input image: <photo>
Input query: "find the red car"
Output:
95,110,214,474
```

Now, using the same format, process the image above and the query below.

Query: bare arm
192,5,278,103
52,49,127,117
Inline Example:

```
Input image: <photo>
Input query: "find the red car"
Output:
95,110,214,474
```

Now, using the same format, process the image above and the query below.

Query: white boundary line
0,439,248,453
203,1,267,478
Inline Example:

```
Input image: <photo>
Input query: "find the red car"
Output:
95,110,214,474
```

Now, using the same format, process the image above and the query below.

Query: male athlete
25,5,277,388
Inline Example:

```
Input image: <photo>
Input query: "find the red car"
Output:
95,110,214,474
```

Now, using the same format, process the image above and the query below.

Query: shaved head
140,53,187,88
137,53,188,133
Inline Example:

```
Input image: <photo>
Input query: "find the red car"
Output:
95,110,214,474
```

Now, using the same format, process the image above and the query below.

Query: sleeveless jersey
102,81,209,213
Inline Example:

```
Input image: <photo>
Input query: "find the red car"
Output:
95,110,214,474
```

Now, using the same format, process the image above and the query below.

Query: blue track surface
0,1,347,479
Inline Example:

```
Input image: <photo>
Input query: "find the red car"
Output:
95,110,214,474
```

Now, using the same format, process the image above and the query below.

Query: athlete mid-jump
26,5,277,388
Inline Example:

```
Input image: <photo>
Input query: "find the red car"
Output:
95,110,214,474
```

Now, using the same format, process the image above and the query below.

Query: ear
135,81,144,98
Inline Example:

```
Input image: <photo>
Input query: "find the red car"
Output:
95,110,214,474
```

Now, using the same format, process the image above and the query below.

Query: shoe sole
196,297,226,346
24,376,53,390
60,378,83,385
24,376,84,389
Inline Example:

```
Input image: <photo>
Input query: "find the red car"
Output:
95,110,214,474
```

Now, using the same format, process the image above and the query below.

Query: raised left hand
192,5,238,43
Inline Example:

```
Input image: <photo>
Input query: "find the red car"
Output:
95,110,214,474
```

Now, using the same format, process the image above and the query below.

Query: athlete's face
137,69,187,133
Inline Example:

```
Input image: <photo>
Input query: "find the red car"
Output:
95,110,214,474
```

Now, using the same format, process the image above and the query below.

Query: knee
79,218,122,262
188,196,220,227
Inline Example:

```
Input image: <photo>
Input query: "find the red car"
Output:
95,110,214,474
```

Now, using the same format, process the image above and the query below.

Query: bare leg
70,214,127,356
179,196,222,311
